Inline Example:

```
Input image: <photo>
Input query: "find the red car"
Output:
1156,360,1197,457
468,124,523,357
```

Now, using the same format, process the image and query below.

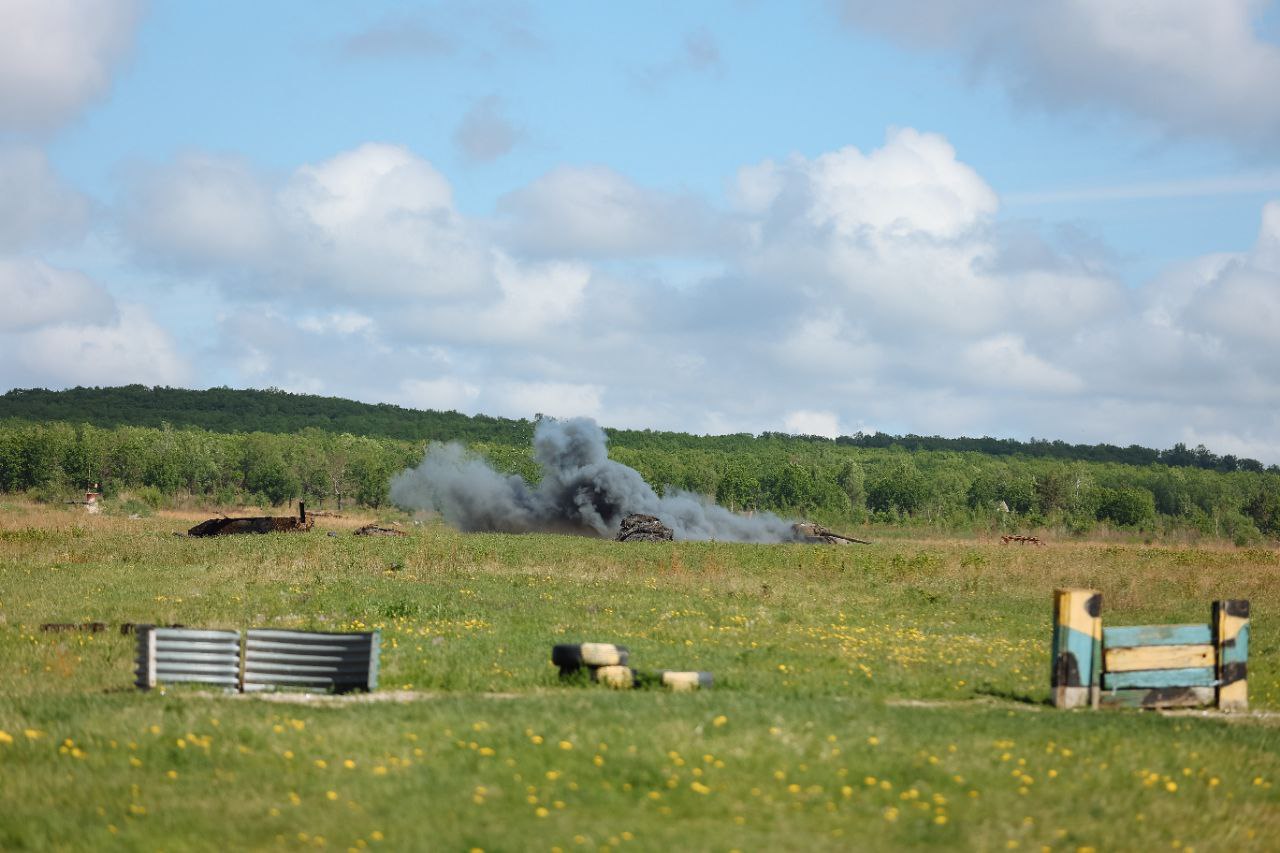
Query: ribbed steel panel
135,626,241,690
243,629,380,693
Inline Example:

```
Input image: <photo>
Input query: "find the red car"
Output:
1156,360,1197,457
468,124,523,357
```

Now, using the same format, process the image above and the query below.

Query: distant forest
1,385,1278,543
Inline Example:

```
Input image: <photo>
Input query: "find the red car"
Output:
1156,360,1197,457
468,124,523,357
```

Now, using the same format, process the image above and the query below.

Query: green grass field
1,502,1278,851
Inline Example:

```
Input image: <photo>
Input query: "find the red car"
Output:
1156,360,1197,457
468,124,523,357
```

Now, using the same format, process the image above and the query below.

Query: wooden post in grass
1213,600,1249,711
1052,588,1102,709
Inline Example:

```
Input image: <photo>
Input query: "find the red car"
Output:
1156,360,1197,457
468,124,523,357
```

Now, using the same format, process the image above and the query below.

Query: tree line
3,385,1273,476
2,418,1277,543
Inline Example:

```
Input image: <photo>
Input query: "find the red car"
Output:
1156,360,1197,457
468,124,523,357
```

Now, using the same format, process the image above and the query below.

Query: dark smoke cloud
389,417,803,542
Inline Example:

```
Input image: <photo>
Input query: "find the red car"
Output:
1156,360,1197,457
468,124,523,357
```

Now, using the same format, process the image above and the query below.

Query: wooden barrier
1051,589,1249,711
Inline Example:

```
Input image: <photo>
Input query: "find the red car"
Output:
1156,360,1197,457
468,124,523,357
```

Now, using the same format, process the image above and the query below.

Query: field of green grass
1,501,1278,851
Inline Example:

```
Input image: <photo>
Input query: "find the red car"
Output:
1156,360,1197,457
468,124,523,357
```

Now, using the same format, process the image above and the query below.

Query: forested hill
0,385,532,445
0,385,1271,474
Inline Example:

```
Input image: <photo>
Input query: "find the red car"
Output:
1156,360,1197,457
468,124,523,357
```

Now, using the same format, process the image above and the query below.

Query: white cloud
0,147,89,251
128,152,280,268
297,312,375,337
130,143,492,298
497,165,727,258
837,0,1280,147
0,0,142,133
400,377,481,412
800,128,997,239
113,132,1280,462
783,410,842,438
493,381,603,420
6,303,188,388
0,258,114,332
959,334,1084,393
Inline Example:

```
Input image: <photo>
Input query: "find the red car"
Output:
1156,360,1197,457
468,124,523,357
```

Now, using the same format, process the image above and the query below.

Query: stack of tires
552,642,713,691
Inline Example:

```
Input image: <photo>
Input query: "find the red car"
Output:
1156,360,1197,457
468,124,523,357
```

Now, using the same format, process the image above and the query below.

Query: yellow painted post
1051,588,1102,709
1213,600,1249,711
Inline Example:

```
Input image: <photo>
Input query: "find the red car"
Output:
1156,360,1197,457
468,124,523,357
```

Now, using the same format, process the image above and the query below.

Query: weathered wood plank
1051,588,1102,709
1102,624,1211,648
1214,600,1250,711
1098,686,1215,709
1102,667,1215,690
1104,643,1214,672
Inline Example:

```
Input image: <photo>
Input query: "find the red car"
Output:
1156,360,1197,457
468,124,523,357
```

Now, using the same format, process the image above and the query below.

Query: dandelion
690,781,711,794
559,741,573,751
24,729,43,740
344,759,357,769
713,715,728,727
0,731,12,745
536,807,549,817
867,736,880,746
326,791,339,801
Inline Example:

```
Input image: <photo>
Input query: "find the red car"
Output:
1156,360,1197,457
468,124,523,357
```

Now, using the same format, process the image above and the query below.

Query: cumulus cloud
115,130,1280,460
0,0,142,133
129,143,492,297
454,96,524,163
0,147,90,251
0,259,188,389
740,128,997,239
836,0,1280,147
784,410,843,438
0,258,115,332
11,304,189,387
498,165,728,257
400,377,481,412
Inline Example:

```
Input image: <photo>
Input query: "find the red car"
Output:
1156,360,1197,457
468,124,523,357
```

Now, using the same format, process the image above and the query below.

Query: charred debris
187,503,314,537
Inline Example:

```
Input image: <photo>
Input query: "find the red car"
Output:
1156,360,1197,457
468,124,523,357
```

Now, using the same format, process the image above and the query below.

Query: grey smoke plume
389,417,803,542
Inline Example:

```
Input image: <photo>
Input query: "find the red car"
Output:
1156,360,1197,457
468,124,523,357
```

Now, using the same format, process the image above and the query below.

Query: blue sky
4,1,1280,461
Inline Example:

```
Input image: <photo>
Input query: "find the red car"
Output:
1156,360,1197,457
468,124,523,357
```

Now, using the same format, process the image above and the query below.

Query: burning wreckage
391,417,869,545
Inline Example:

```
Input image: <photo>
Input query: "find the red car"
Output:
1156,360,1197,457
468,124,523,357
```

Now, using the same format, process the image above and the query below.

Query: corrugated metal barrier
134,627,241,690
243,629,380,693
134,626,380,693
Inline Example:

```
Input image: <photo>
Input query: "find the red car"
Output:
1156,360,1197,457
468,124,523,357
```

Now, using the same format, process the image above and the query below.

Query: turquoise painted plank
1222,623,1250,666
1055,624,1097,685
1102,624,1211,648
1102,667,1216,689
